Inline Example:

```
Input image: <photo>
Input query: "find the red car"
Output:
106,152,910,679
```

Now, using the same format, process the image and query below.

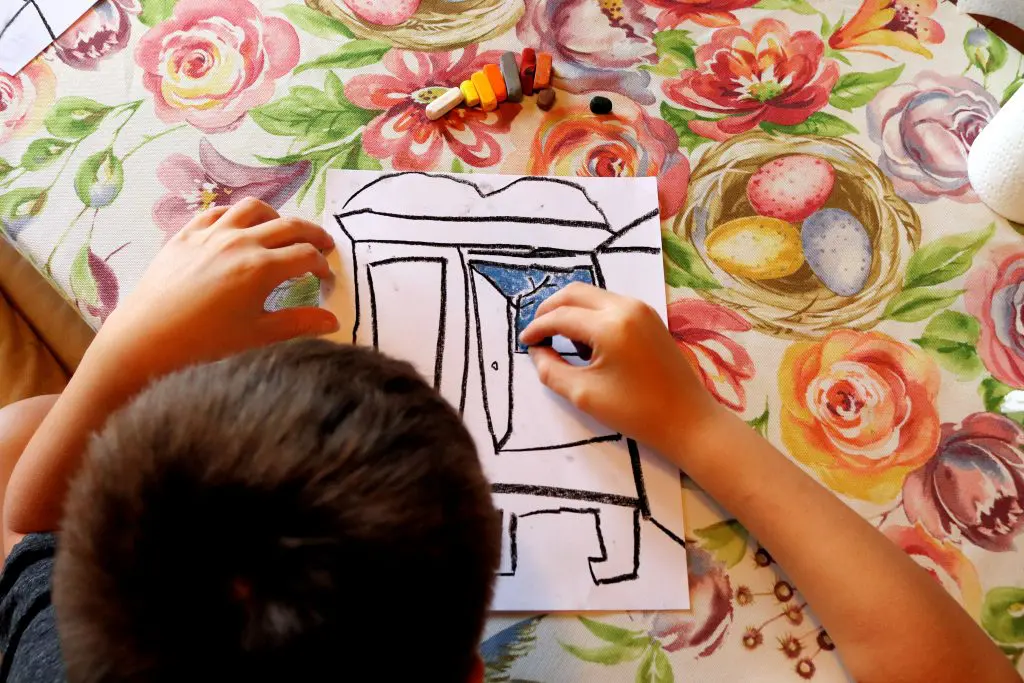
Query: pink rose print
53,0,140,70
346,48,521,170
0,59,56,145
668,298,754,411
866,72,998,203
154,139,310,239
662,19,839,140
966,245,1024,388
135,0,300,133
649,546,734,656
639,0,760,30
516,0,658,104
903,413,1024,552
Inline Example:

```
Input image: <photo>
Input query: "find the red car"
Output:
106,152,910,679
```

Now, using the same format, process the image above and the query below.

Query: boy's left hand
91,199,338,388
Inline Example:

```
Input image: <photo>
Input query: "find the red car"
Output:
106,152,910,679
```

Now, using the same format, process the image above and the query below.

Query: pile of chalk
426,48,556,120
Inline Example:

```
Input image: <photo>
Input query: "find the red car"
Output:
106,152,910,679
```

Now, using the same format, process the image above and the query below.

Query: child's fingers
260,306,340,343
528,346,584,401
215,197,279,229
534,282,613,318
250,218,334,252
262,244,333,284
520,306,595,347
184,205,231,231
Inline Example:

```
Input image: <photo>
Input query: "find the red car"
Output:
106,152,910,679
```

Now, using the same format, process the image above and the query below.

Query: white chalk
425,87,465,121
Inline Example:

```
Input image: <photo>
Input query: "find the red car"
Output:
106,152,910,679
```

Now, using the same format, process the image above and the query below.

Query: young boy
0,200,1017,683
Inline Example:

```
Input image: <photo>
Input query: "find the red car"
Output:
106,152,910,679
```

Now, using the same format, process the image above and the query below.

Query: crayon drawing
323,171,689,611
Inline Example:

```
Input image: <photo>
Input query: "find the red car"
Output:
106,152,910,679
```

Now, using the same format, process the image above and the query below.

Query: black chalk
590,96,612,115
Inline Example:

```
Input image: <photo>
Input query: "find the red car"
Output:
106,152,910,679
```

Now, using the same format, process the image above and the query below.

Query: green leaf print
979,377,1024,426
250,73,378,151
662,230,721,290
138,0,177,26
74,149,124,208
694,519,749,568
754,0,820,15
760,112,858,137
904,223,995,288
828,65,905,111
20,138,73,171
561,641,649,665
294,40,392,74
660,103,717,153
982,587,1024,645
882,288,963,322
578,617,649,646
653,31,697,69
747,402,769,437
45,97,113,140
912,311,983,380
70,243,98,309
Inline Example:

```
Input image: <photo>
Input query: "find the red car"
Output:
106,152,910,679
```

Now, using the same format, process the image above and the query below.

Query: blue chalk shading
472,263,594,352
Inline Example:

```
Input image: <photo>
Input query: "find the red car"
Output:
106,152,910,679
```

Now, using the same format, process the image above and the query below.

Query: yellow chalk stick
471,71,497,112
460,79,480,107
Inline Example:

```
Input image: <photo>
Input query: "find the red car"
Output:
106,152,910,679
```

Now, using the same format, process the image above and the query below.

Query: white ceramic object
968,87,1024,223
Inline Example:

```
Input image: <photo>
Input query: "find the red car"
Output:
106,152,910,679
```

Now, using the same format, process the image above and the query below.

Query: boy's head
53,339,500,683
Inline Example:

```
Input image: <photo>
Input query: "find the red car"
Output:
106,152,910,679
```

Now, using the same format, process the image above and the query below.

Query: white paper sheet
0,0,99,75
322,171,689,612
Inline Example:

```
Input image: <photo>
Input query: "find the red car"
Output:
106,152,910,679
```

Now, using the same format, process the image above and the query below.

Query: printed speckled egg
343,0,421,25
747,155,835,222
801,209,872,297
706,216,804,280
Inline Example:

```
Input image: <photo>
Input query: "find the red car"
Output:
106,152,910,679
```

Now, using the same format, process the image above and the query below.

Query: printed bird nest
306,0,523,52
669,131,921,339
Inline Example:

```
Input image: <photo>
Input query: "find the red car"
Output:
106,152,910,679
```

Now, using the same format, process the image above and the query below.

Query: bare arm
521,283,1019,683
3,200,338,553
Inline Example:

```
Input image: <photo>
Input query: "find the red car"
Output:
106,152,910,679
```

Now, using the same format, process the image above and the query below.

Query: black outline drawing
367,256,447,390
333,172,685,596
0,0,56,46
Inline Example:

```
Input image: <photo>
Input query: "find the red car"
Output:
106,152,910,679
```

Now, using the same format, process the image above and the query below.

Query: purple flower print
153,139,310,239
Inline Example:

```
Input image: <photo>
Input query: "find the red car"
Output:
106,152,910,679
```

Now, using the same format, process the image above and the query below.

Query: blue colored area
472,263,595,352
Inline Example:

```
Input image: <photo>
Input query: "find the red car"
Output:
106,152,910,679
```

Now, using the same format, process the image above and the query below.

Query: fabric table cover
1,0,1023,680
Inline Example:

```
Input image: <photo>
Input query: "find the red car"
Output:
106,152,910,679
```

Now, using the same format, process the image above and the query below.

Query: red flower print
640,0,760,30
668,298,754,411
662,19,839,140
345,48,521,170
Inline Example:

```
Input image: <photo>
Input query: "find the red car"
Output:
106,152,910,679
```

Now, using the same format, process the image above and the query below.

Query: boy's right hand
519,283,724,456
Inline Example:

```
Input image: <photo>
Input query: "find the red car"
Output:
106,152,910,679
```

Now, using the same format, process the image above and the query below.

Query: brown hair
54,339,500,683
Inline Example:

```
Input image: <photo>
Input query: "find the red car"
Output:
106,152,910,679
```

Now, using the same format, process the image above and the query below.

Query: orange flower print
639,0,760,30
829,0,946,59
779,330,941,503
513,94,690,219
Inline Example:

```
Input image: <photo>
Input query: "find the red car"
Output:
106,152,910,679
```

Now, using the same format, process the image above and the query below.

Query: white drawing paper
322,171,690,611
0,0,98,75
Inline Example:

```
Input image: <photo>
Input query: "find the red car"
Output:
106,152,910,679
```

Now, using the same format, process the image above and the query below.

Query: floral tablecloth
3,0,1024,680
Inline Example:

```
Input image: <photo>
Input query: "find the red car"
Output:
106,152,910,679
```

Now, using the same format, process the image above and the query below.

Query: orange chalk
534,52,553,89
483,64,508,102
471,71,497,111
